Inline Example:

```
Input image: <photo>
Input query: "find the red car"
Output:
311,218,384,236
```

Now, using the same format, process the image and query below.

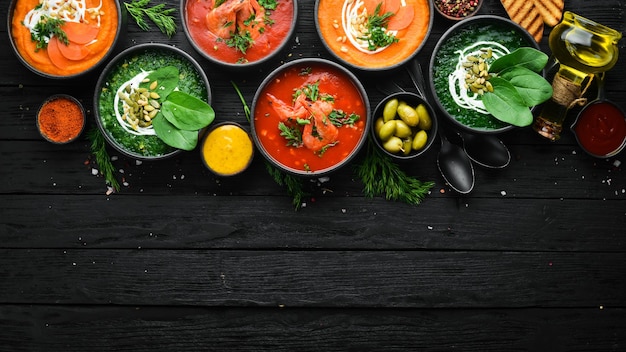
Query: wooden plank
1,195,624,251
0,249,624,307
0,305,624,351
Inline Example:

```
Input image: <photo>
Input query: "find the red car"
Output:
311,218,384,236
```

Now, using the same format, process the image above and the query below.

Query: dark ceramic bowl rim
570,100,626,158
314,0,434,72
200,121,255,176
433,0,483,21
371,92,438,161
6,0,123,80
180,0,298,70
93,43,212,161
250,58,371,177
428,15,540,135
37,94,86,144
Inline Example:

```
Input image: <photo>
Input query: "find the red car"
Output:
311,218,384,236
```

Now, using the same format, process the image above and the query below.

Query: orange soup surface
185,0,294,64
317,0,430,69
11,0,119,76
254,63,368,173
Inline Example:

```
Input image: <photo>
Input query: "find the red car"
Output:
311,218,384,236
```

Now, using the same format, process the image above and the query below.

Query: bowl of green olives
371,92,438,161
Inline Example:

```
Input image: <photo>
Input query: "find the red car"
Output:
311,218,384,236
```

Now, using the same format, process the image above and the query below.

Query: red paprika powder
37,95,85,143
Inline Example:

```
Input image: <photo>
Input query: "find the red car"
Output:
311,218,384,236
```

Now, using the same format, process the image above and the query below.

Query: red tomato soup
185,0,294,64
574,101,626,157
254,62,367,173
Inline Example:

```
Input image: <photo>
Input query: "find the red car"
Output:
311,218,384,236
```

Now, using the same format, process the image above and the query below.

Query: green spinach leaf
152,112,198,151
140,66,179,99
161,91,215,131
499,66,553,107
482,77,533,127
489,47,548,74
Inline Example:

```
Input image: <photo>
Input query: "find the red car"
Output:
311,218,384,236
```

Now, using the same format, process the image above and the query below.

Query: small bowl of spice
201,122,255,177
36,94,86,144
434,0,482,21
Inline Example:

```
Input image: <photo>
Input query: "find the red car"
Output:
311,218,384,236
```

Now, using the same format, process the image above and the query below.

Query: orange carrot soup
10,0,119,77
253,61,368,174
185,0,295,65
317,0,431,69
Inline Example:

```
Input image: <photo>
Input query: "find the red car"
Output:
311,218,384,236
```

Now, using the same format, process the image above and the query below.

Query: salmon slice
47,37,73,69
387,4,414,30
62,22,100,45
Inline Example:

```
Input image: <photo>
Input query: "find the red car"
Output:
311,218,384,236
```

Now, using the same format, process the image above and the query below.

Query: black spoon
404,61,475,193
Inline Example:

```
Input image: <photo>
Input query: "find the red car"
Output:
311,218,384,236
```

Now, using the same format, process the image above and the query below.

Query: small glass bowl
434,0,483,21
200,122,255,177
36,94,86,144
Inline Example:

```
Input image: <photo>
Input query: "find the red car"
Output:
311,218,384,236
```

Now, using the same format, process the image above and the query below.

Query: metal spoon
405,60,475,193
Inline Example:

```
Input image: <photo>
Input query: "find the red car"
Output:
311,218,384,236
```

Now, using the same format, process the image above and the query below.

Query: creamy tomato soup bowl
8,0,122,79
251,58,371,177
181,0,298,69
315,0,433,71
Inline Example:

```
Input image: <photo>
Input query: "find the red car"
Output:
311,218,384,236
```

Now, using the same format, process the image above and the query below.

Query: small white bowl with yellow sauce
201,122,254,176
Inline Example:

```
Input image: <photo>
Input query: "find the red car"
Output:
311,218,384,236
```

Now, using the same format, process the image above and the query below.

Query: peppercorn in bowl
93,43,214,161
7,0,123,79
433,0,483,21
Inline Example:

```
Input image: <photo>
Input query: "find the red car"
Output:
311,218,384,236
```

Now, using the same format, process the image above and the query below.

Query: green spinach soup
432,23,532,131
97,48,209,158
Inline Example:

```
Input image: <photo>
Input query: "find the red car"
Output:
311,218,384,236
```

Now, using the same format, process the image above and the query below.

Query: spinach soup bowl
94,43,213,161
428,15,542,134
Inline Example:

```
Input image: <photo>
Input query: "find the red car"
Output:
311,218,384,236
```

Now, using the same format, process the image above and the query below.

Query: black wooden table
1,0,625,350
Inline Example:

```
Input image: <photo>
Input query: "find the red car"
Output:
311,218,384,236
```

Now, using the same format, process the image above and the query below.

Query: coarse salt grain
500,190,507,196
91,168,98,175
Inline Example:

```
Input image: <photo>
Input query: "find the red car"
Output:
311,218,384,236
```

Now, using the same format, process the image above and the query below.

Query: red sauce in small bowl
573,101,626,157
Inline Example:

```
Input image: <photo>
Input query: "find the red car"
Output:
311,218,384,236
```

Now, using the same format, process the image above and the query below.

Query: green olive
397,102,420,127
416,104,432,130
412,130,428,151
374,117,384,135
394,120,413,138
382,98,399,122
383,136,404,153
378,120,396,141
402,138,412,156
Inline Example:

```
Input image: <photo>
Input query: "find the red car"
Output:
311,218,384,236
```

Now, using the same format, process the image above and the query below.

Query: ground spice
38,95,84,143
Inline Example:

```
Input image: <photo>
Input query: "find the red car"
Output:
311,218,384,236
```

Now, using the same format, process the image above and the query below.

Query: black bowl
93,43,212,161
181,0,298,70
371,92,438,161
428,15,541,134
314,0,433,72
251,58,370,177
7,0,123,79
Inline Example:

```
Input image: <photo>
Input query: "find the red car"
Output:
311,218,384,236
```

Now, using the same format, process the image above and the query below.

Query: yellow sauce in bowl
201,123,254,176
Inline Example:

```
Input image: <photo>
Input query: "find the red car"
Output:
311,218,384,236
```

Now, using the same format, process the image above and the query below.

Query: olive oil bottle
533,12,622,141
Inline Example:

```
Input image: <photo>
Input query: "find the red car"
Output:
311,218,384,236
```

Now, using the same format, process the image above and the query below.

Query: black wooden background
1,0,625,350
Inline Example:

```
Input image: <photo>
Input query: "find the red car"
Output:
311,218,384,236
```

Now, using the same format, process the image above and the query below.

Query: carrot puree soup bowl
251,58,371,177
181,0,298,69
428,15,541,134
7,0,123,79
315,0,433,72
94,44,213,161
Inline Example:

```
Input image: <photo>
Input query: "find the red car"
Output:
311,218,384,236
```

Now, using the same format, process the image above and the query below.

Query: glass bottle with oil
533,11,622,141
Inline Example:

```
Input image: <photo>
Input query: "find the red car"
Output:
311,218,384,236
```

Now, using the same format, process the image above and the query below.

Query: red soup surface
574,101,626,157
185,0,294,64
254,62,367,173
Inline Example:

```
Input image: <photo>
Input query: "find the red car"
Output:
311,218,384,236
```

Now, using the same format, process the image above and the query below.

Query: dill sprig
355,139,433,205
363,3,398,51
231,81,308,210
87,127,120,192
30,15,68,51
124,0,177,38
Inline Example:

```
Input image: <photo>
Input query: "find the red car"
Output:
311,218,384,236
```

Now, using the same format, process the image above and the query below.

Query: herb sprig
363,4,398,51
355,140,433,205
87,127,120,192
124,0,177,38
30,15,68,51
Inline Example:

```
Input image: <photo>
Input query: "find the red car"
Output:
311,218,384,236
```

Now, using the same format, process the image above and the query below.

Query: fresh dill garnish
124,0,177,38
231,81,308,210
29,15,68,51
362,3,398,51
355,140,433,205
87,127,120,192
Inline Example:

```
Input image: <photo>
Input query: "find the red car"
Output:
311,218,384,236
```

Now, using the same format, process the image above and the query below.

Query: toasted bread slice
531,0,564,27
501,0,544,42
